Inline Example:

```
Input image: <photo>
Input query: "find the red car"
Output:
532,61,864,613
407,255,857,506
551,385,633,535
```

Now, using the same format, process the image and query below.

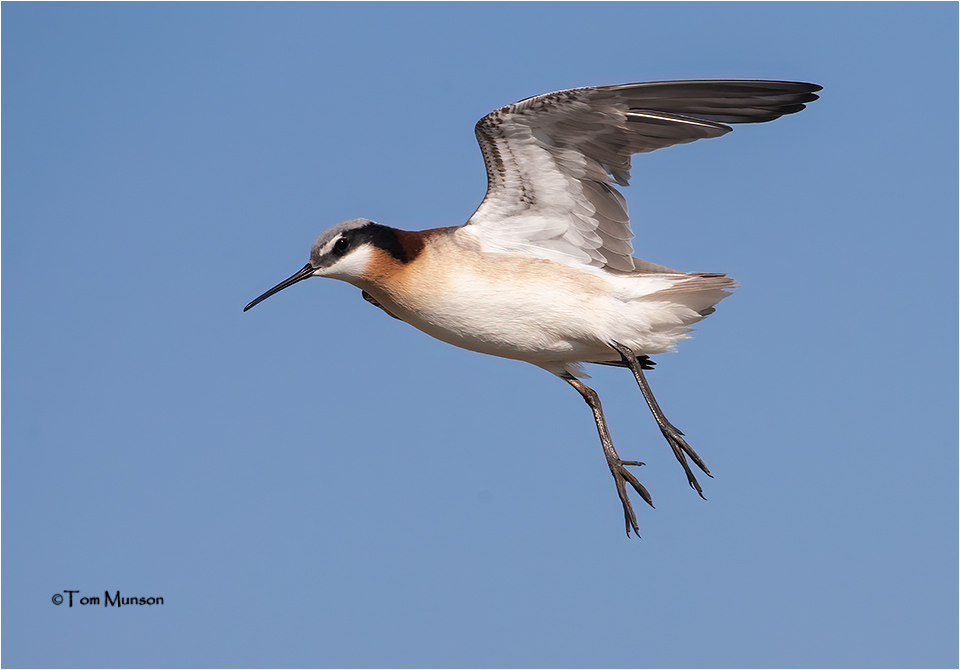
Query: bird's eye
333,237,349,254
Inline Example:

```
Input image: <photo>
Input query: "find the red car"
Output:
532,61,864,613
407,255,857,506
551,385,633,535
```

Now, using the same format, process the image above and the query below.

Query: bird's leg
561,373,653,537
610,341,712,499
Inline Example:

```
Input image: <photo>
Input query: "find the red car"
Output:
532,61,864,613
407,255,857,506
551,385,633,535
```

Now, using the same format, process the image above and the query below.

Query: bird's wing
461,80,821,271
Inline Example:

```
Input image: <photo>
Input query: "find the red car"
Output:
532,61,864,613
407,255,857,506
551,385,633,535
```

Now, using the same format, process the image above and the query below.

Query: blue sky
2,3,957,668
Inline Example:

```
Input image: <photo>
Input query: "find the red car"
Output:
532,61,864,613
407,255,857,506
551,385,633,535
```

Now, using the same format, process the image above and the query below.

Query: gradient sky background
3,3,957,668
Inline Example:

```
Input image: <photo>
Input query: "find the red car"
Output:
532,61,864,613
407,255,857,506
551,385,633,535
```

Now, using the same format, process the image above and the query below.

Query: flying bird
244,79,821,536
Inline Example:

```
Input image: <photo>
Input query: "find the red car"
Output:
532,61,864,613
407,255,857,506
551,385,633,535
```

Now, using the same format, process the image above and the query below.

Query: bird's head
243,218,403,312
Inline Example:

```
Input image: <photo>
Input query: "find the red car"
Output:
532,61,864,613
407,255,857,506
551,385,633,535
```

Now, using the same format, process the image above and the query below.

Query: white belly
357,238,715,369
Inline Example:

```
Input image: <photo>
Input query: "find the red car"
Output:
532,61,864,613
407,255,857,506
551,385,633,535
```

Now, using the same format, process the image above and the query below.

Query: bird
244,79,821,537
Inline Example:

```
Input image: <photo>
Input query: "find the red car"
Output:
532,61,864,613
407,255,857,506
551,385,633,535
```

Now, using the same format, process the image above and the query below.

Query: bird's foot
609,340,714,500
609,458,654,537
659,423,712,499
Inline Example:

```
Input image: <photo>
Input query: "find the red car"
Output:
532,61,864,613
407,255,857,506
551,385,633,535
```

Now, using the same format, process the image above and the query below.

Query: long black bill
243,263,315,312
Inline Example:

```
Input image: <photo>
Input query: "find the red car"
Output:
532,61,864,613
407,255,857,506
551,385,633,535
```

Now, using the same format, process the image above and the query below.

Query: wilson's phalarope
245,80,821,536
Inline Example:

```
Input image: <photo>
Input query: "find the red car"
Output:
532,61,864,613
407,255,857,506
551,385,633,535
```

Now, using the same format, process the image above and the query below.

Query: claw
617,462,654,508
610,459,654,537
613,468,641,536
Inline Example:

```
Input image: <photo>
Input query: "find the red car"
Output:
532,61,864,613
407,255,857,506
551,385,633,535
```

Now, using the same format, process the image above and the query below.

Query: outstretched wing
461,80,821,271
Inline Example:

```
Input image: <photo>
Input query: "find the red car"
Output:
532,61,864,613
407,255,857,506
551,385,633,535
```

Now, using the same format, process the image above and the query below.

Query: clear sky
2,3,957,668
